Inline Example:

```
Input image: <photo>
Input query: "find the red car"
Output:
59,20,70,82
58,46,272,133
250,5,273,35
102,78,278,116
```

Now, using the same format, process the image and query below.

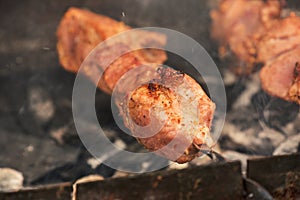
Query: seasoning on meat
120,66,215,163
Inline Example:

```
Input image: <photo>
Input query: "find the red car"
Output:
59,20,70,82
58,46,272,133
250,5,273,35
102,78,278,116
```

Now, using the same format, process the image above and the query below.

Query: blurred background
0,0,299,191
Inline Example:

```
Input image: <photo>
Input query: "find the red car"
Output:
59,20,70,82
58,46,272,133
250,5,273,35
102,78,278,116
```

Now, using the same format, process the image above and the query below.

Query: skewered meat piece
57,8,216,163
56,7,167,94
258,14,300,104
119,66,215,163
210,0,282,74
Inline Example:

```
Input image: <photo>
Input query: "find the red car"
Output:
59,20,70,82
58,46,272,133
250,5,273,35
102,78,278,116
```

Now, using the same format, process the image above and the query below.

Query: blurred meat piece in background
258,14,300,104
211,0,300,105
210,0,282,74
56,7,167,94
257,14,300,64
260,46,300,104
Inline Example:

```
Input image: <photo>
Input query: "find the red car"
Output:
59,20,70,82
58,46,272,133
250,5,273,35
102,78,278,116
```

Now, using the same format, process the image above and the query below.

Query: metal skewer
193,143,226,162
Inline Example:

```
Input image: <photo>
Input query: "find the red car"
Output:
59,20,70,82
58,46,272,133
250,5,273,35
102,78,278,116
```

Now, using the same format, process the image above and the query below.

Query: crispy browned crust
56,7,167,94
122,67,215,163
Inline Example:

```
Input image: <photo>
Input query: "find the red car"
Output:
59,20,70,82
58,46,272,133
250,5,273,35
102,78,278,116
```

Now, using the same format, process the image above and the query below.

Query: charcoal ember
0,168,23,192
273,134,300,155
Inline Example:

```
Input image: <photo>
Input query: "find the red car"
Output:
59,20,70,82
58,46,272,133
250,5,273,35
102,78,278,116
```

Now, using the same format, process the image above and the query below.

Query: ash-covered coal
219,69,300,160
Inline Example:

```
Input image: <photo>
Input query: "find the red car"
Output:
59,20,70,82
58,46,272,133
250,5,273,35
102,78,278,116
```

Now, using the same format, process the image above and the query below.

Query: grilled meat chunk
120,66,216,163
57,7,167,94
